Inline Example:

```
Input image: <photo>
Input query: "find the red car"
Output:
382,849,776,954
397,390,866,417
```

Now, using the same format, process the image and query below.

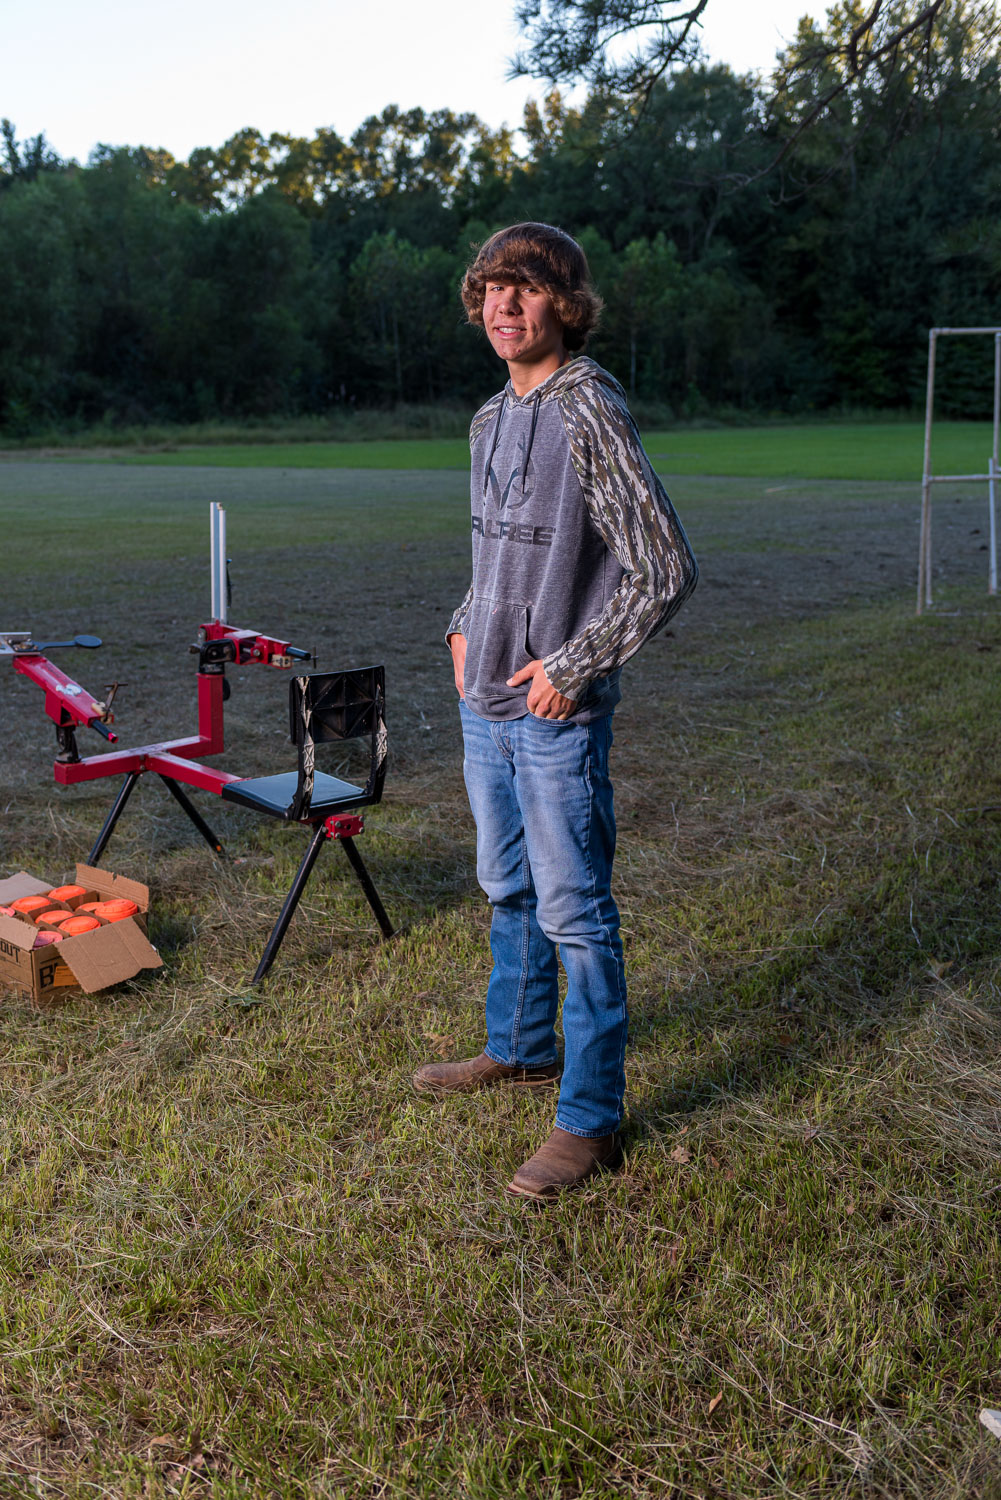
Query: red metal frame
12,651,118,742
200,622,307,669
324,813,364,839
52,672,235,790
11,622,310,797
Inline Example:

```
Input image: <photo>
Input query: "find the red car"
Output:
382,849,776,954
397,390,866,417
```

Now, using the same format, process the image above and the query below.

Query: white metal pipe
926,472,994,483
218,505,227,624
994,333,1000,469
918,330,937,614
990,337,1000,599
990,456,998,597
210,502,227,621
210,503,220,621
919,481,931,613
917,326,1001,613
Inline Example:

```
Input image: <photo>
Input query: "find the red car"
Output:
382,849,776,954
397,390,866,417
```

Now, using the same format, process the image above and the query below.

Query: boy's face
482,280,565,371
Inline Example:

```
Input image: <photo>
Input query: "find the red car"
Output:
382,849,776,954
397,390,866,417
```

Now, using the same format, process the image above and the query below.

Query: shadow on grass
626,795,1001,1144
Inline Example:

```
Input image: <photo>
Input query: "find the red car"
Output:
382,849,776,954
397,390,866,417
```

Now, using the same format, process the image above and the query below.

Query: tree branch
511,0,956,181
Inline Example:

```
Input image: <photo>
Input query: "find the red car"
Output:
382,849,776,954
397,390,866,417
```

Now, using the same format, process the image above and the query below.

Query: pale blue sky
3,0,811,164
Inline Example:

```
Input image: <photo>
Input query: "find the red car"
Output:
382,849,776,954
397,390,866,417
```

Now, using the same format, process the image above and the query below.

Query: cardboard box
0,864,162,1003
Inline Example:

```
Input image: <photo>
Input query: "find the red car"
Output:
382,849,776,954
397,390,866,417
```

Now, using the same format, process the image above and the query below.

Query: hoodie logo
487,436,535,510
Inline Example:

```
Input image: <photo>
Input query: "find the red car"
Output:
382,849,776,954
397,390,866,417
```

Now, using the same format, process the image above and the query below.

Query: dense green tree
347,231,473,402
0,119,64,190
0,175,78,427
511,0,960,169
203,188,324,414
1,4,1000,432
595,233,682,396
763,0,1001,409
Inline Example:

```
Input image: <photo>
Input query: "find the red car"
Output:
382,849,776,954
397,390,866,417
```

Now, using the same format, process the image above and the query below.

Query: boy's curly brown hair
461,222,602,352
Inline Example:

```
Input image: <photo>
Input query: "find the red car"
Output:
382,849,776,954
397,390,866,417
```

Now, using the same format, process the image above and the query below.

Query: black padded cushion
221,770,364,819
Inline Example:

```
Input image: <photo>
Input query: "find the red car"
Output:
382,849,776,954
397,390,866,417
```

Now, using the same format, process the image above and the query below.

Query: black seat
219,770,363,817
222,667,387,821
221,667,392,982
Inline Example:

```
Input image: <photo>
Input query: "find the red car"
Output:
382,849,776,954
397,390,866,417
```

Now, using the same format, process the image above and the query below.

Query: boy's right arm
447,632,467,699
446,583,473,699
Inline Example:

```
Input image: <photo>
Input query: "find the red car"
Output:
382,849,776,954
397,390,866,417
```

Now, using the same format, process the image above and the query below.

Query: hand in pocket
448,633,467,699
507,659,576,720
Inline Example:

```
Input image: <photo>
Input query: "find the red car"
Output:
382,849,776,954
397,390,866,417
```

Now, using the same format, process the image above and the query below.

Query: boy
414,223,698,1199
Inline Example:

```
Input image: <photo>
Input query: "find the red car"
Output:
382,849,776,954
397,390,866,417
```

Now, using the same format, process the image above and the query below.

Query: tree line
1,1,999,434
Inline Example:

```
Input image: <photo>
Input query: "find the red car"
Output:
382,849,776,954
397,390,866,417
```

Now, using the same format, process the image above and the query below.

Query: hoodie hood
502,356,627,407
481,357,627,498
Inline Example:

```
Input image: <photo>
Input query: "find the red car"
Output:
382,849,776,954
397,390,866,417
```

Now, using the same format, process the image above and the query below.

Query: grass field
1,439,1001,1498
20,420,998,483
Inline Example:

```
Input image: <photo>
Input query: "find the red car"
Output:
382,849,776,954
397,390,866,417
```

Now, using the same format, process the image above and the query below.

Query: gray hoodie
450,357,697,723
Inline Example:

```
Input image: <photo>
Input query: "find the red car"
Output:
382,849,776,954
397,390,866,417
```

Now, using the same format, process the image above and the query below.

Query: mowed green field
40,419,999,483
1,452,1001,1498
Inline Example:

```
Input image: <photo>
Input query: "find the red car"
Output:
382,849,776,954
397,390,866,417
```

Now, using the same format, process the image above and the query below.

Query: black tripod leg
250,821,329,985
158,775,227,859
339,835,394,939
87,771,141,866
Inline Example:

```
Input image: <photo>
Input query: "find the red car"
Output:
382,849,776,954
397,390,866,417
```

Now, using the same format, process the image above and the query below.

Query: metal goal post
917,325,1001,614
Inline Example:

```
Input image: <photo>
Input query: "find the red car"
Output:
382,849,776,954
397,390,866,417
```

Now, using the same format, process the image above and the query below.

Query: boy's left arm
542,385,699,703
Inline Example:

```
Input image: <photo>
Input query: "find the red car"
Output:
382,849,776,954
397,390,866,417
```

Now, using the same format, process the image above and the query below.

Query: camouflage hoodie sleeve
447,583,473,639
544,379,698,700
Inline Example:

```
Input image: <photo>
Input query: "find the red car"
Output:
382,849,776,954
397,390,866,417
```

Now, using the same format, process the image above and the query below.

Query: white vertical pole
210,502,227,621
990,456,998,597
218,505,227,625
210,503,220,621
918,329,937,614
991,336,1001,599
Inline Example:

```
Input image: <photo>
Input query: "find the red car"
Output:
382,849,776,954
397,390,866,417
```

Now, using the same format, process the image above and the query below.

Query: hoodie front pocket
463,596,532,705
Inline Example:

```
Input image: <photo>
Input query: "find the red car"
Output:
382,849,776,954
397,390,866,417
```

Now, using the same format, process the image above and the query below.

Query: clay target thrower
0,505,388,993
1,632,117,765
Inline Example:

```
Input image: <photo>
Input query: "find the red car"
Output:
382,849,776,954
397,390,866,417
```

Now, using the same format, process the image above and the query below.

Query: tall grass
0,463,999,1495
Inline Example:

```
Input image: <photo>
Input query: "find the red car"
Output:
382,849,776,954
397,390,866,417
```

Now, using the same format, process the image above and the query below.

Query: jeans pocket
528,710,575,727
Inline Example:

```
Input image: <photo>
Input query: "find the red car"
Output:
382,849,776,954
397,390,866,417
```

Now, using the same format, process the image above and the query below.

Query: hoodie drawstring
482,381,552,497
483,400,505,496
522,390,541,494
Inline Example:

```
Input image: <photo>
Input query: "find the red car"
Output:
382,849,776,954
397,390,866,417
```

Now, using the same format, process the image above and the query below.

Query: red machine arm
11,651,117,743
198,623,313,669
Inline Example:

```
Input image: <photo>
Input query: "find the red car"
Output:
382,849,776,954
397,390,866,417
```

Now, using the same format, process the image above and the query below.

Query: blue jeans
459,701,627,1138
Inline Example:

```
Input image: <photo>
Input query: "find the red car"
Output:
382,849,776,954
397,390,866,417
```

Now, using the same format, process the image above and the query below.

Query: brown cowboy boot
506,1127,623,1199
413,1051,560,1095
